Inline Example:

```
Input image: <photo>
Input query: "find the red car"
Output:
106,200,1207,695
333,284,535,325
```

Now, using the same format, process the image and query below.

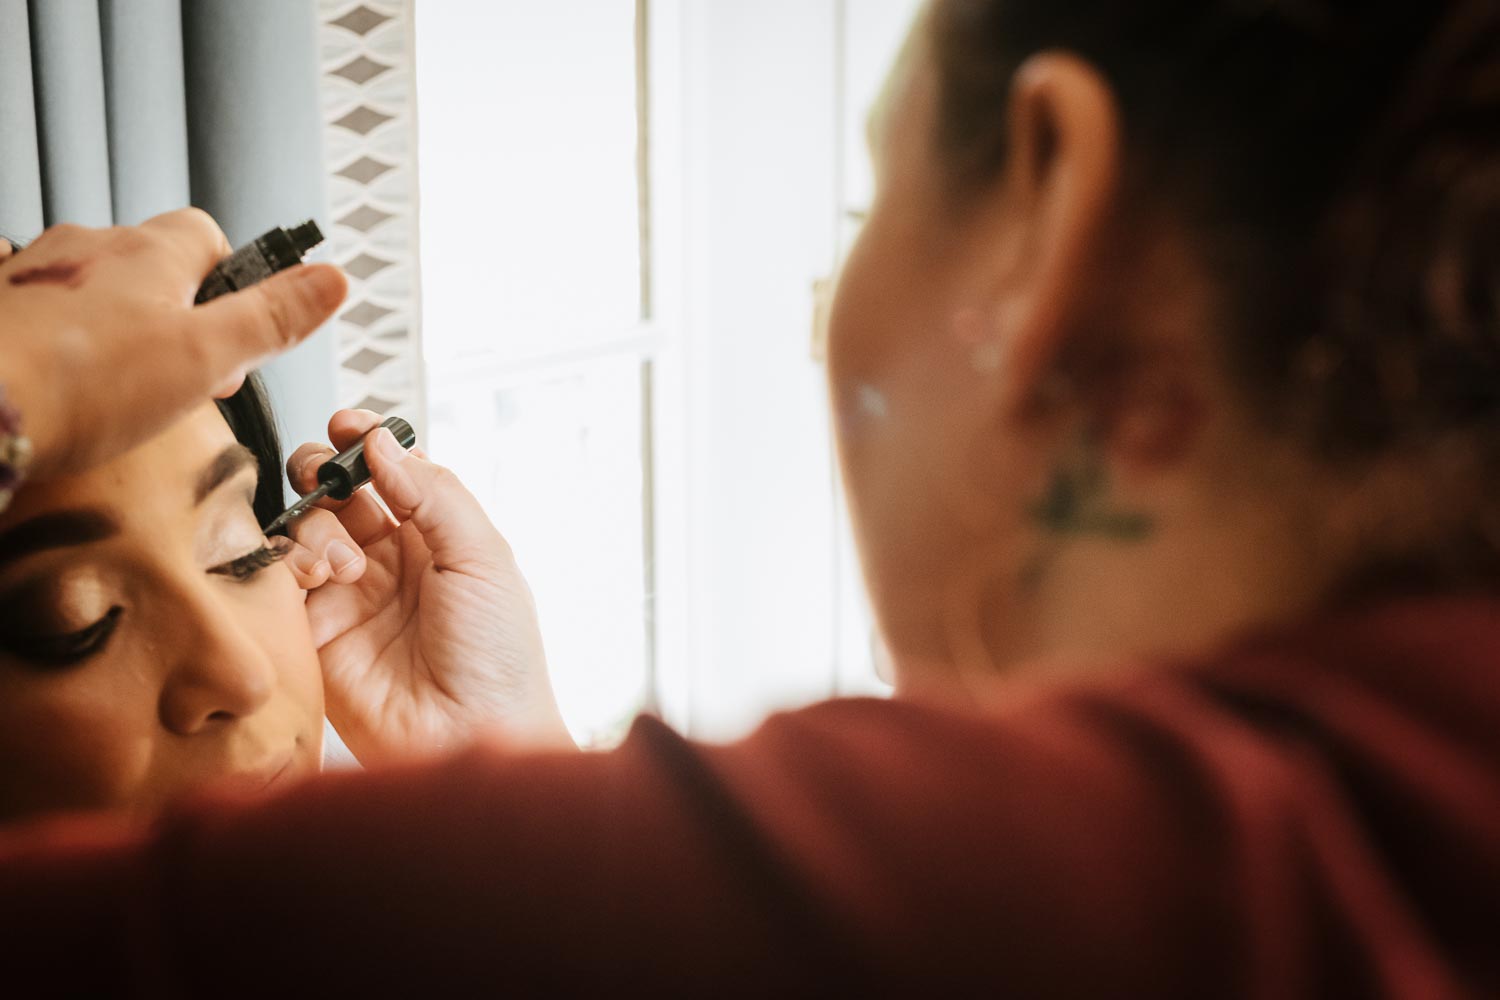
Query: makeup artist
4,0,1500,993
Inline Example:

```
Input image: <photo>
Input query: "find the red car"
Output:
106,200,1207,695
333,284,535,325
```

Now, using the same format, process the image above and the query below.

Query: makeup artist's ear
976,53,1122,417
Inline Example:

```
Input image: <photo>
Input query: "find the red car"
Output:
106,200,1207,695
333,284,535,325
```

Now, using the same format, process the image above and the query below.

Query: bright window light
416,0,647,746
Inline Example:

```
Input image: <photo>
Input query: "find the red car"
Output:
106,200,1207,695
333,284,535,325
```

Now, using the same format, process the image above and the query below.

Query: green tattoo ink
1021,435,1155,591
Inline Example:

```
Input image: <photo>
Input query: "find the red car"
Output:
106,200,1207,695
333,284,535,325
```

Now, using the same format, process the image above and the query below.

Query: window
415,0,920,745
416,0,649,746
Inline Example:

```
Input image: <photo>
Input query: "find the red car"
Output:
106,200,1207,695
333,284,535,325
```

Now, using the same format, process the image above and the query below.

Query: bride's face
0,403,323,821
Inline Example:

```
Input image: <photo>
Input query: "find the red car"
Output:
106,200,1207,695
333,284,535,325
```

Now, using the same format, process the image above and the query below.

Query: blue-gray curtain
0,0,336,452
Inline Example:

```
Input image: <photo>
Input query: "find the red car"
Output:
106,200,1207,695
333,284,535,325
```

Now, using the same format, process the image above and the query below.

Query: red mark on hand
8,261,87,289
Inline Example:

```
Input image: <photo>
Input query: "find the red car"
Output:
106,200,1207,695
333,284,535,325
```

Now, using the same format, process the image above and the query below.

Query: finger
327,408,383,451
185,263,347,380
130,265,344,467
286,408,385,493
138,207,234,278
304,579,378,649
335,489,403,548
21,221,84,253
286,442,337,496
287,507,367,584
334,421,416,524
280,538,333,590
211,367,247,399
326,410,412,532
364,426,510,572
364,431,416,523
287,433,400,546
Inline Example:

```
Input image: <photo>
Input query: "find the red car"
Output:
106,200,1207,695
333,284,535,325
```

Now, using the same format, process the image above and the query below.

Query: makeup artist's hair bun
929,0,1498,456
928,0,1500,579
1306,0,1500,454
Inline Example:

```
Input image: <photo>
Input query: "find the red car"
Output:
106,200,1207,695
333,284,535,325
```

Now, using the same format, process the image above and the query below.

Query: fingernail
211,368,247,399
291,545,325,576
326,540,360,575
373,427,407,464
292,263,348,313
300,449,333,482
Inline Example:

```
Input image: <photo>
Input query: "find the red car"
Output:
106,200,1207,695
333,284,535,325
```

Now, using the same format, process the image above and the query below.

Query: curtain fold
100,0,191,224
181,0,336,452
0,0,43,241
0,0,336,451
29,0,113,226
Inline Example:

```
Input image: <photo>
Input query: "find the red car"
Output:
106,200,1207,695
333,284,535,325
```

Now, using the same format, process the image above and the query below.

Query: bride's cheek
255,588,325,728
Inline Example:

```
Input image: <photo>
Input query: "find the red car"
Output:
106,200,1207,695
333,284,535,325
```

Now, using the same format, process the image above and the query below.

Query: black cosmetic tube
194,220,324,304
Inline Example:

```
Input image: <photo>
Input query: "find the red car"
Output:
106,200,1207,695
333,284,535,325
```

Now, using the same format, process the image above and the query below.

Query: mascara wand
265,416,417,534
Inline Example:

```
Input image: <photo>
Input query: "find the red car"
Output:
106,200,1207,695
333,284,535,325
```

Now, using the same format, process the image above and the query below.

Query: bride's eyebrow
0,510,118,570
194,444,259,506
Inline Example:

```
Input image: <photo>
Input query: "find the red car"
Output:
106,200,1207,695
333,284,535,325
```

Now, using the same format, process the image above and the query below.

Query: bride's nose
157,585,278,736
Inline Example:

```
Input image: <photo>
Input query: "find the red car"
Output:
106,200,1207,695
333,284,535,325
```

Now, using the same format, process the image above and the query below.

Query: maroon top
2,596,1498,996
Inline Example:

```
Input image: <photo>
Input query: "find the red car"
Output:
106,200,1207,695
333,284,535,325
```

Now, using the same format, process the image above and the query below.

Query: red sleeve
0,688,1413,995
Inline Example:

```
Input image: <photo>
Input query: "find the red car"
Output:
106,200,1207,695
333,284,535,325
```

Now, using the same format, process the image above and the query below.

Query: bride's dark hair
214,373,285,528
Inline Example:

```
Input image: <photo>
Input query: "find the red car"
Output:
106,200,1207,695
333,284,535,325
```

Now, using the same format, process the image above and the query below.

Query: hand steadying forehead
0,209,347,480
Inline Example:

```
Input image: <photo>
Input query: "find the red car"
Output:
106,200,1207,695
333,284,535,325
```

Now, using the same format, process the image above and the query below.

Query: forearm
0,693,1227,995
0,722,836,994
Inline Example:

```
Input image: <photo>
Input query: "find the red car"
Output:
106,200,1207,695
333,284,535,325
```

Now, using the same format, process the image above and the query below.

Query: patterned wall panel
318,0,423,427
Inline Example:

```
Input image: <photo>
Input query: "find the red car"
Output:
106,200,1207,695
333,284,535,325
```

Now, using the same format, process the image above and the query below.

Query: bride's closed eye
0,569,123,669
2,606,124,668
0,546,285,669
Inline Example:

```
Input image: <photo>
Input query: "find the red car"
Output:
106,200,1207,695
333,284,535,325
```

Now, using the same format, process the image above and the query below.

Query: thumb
184,262,347,383
364,427,513,572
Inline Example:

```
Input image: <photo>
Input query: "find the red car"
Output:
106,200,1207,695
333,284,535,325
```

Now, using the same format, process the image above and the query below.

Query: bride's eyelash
209,545,286,582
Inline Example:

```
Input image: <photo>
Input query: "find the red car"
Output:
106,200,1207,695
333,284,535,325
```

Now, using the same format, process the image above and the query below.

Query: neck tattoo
1021,435,1155,591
